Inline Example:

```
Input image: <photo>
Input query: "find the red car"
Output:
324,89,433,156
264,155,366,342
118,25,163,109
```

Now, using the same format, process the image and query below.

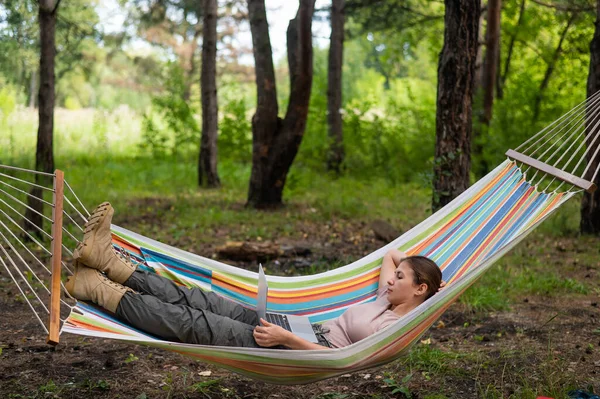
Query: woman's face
386,261,427,306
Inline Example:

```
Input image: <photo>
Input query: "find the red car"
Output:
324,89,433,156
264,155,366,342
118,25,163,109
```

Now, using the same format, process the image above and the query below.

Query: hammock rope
538,101,600,181
0,171,55,192
0,255,50,334
63,191,89,224
0,95,599,383
0,223,74,307
0,178,55,207
517,88,600,153
0,206,52,255
0,187,54,223
513,89,600,189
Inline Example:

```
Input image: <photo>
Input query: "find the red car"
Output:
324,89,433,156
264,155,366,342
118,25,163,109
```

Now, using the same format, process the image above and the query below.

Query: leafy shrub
296,48,437,185
218,98,252,163
341,77,436,184
139,63,199,159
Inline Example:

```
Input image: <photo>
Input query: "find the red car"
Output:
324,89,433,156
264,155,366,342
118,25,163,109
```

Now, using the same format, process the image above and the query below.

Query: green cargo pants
116,270,261,347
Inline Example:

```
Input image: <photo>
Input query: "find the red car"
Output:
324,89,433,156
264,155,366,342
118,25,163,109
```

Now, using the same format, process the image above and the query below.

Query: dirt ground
0,201,599,399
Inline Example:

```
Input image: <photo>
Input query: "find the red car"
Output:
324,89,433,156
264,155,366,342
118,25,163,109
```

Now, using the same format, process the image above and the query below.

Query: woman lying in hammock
65,203,443,350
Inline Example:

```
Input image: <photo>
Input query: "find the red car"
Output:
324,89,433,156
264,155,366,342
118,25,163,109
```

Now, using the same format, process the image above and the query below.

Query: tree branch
532,12,577,121
52,0,62,14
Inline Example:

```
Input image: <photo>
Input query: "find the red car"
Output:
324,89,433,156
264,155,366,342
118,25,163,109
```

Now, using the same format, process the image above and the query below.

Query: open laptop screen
256,264,268,322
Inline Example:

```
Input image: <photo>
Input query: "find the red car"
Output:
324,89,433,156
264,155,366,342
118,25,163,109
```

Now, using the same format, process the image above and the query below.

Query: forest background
1,0,594,190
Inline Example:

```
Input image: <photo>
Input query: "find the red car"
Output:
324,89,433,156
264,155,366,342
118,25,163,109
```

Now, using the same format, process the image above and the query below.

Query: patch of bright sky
96,0,331,64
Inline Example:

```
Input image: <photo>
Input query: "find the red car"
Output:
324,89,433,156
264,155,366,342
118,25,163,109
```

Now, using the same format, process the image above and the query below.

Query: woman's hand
253,318,293,347
438,280,447,292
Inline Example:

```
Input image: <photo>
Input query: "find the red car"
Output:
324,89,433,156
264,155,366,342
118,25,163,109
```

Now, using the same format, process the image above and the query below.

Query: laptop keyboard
266,313,292,331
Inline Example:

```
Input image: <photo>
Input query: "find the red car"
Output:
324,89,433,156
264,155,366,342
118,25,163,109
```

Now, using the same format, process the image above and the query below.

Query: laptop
256,264,319,343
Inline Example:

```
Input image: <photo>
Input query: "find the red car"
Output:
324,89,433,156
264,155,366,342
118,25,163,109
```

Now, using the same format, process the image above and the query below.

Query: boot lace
116,246,140,268
97,270,130,290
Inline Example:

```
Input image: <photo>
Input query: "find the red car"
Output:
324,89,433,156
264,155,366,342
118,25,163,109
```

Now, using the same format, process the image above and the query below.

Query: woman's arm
285,332,333,350
379,249,407,290
253,319,332,350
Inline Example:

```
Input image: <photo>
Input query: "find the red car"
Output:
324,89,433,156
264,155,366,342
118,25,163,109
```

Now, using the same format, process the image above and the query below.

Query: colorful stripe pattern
61,160,576,384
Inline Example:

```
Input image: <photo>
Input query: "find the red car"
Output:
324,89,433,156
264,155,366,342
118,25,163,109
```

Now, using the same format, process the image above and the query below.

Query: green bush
340,76,436,184
296,50,437,185
218,98,252,163
139,63,199,159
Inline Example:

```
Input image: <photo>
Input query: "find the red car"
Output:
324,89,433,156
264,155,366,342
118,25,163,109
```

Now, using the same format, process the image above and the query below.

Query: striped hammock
2,92,599,384
60,160,574,384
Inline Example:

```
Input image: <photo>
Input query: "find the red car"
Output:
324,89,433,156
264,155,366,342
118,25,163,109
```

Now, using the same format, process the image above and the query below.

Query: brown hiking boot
73,202,136,284
65,263,131,313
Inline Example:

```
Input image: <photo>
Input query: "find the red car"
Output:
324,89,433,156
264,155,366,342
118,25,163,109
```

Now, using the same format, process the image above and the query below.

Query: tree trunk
327,0,345,174
532,13,576,122
432,0,480,212
247,0,280,207
473,0,501,178
24,0,60,237
198,0,221,188
183,28,201,102
498,0,526,99
481,0,501,125
581,0,600,235
247,0,316,208
473,3,486,94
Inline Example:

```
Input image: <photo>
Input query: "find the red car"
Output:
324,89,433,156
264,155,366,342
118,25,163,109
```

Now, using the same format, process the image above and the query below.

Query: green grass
460,265,588,313
400,343,468,376
1,108,143,165
396,341,584,399
41,154,429,246
536,198,582,238
459,242,589,312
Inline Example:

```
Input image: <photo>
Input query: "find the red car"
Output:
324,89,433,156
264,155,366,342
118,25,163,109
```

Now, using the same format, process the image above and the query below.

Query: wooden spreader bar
506,149,597,193
47,169,64,346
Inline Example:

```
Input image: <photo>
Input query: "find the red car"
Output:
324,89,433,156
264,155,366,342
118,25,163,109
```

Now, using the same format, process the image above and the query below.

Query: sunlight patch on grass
0,108,144,166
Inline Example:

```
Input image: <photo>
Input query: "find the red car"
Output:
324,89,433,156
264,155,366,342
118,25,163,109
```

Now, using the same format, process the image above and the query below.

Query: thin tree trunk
473,2,486,94
498,0,526,99
471,2,485,178
24,0,60,237
184,29,201,102
432,0,480,212
473,0,501,178
247,0,316,208
327,0,345,174
581,0,600,235
495,43,502,99
532,13,576,122
481,0,501,125
199,0,221,188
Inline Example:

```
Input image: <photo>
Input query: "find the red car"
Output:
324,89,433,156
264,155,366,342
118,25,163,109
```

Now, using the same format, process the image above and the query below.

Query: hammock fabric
59,160,574,384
